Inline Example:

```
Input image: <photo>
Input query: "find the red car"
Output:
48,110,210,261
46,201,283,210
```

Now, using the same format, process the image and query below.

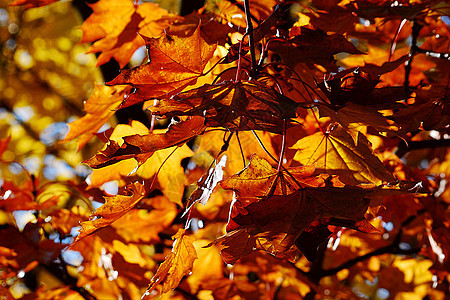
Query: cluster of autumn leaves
1,0,450,299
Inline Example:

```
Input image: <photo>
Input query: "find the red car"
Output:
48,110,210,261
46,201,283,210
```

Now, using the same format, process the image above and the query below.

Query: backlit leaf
137,144,194,206
80,0,169,67
9,0,58,8
143,229,197,296
84,116,204,169
62,84,131,150
150,80,299,133
76,182,146,240
214,155,413,263
108,25,217,107
111,196,177,243
291,123,395,185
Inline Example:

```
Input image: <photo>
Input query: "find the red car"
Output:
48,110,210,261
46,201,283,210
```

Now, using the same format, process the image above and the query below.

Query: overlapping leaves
150,80,299,133
5,0,450,299
213,155,415,263
80,0,169,68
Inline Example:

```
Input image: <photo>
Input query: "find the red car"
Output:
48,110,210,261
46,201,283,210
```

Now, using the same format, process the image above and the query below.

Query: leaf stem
310,108,326,136
277,119,287,172
235,131,246,168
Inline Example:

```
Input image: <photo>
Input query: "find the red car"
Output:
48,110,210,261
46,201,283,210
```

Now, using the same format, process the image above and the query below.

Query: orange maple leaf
84,116,205,169
108,25,217,107
76,182,145,240
291,123,395,185
61,84,131,150
80,0,169,68
143,229,197,297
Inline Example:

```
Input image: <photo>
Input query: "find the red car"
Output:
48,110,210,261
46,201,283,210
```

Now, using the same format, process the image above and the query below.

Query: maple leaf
150,80,299,133
162,12,233,46
0,225,65,279
136,144,194,206
199,129,277,176
87,158,138,189
317,56,410,106
187,239,224,293
143,229,197,297
62,84,131,150
84,116,205,169
291,123,395,185
213,155,413,263
317,103,400,138
80,0,169,67
111,196,177,243
268,27,363,71
108,25,217,107
0,178,60,212
76,182,145,240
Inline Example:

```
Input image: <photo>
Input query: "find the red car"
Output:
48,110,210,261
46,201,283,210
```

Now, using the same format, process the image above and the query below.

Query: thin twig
243,0,257,78
404,21,422,96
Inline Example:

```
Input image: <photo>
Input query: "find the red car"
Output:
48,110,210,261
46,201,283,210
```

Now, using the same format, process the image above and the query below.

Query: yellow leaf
77,182,145,240
112,240,149,267
143,229,197,297
62,84,130,150
88,158,138,189
112,196,177,243
80,0,168,67
291,124,395,185
137,145,193,206
187,239,223,293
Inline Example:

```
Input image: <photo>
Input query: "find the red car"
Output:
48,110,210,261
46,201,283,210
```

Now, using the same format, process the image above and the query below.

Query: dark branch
396,138,450,158
243,0,257,78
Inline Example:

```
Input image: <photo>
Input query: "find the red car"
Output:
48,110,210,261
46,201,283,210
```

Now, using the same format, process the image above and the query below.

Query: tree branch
396,138,450,158
243,0,257,78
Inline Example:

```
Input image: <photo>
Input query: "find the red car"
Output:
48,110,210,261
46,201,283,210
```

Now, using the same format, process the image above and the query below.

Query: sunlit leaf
62,84,131,150
108,25,217,107
214,155,413,263
76,182,146,240
111,196,177,243
9,0,58,8
291,123,395,185
143,229,197,296
80,0,169,67
137,144,194,206
107,116,204,167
